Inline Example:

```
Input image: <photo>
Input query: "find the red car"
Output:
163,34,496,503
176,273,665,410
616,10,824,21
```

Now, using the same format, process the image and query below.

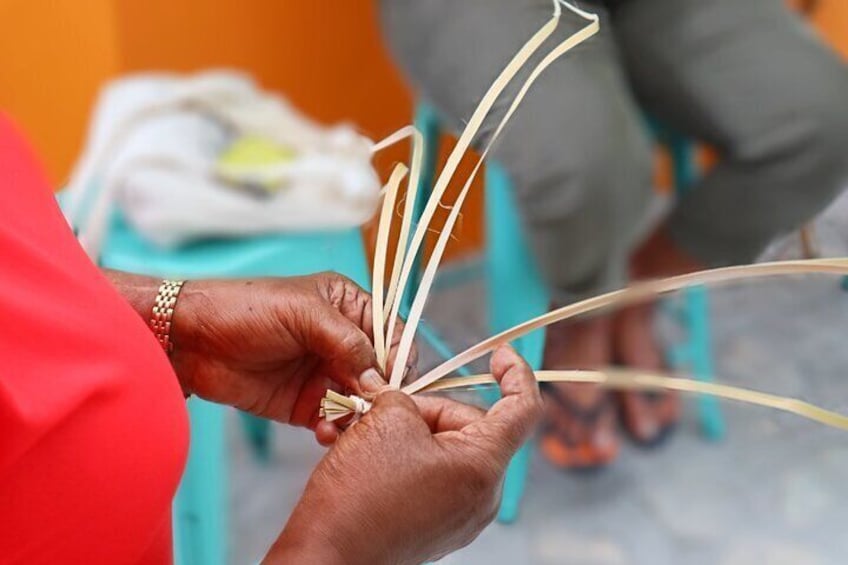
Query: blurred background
2,0,846,259
3,1,848,563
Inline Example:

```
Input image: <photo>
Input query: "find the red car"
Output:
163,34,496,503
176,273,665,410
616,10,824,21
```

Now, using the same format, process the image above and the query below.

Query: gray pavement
229,194,848,564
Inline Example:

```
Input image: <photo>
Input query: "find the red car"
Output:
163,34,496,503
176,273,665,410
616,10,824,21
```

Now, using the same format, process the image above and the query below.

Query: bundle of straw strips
321,0,848,432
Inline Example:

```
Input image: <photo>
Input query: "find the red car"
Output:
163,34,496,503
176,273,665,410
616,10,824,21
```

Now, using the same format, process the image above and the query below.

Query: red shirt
0,114,188,563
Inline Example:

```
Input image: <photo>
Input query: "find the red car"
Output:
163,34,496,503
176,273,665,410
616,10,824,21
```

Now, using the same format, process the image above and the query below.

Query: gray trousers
379,0,848,301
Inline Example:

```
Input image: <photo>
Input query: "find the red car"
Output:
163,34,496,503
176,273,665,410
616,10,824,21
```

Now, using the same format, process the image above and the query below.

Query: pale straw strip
322,368,848,432
322,1,848,437
382,4,570,385
384,129,423,336
369,126,426,358
418,369,848,432
403,258,848,393
371,164,408,370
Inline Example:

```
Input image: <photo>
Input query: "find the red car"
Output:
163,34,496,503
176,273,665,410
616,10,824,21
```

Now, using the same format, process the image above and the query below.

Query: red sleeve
0,113,188,564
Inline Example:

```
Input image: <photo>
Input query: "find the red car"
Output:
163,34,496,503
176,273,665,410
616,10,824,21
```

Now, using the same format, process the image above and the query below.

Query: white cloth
65,71,381,258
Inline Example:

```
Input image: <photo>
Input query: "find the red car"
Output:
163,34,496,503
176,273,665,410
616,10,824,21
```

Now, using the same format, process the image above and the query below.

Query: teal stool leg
667,134,725,440
497,443,533,524
239,413,272,461
685,287,725,440
485,162,548,524
842,276,848,291
174,399,228,565
413,103,546,523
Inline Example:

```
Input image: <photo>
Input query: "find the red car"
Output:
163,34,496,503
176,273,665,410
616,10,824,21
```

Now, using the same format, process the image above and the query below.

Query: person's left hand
169,272,414,433
265,345,544,564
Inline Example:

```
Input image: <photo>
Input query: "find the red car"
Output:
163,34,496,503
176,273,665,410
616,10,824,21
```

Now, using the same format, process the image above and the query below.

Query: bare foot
540,315,619,469
613,303,681,444
613,224,699,444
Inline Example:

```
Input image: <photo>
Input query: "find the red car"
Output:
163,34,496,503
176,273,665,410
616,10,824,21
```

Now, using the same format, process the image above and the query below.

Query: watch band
149,279,185,354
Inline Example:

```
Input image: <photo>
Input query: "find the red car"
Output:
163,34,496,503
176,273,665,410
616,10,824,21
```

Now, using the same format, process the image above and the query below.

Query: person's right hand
264,345,543,565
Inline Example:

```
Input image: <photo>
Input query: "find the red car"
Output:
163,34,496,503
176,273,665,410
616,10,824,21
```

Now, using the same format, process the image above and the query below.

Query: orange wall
113,0,484,259
811,1,848,58
0,0,120,185
1,1,845,260
115,1,408,146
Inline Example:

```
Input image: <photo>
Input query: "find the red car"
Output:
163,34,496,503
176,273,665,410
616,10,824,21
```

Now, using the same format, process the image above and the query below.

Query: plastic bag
64,71,381,258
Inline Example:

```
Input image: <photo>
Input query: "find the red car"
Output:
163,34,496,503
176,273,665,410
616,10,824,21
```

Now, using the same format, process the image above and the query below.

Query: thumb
462,345,543,465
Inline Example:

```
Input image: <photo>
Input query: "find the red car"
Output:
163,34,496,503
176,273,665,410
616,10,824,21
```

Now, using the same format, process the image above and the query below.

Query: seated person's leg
381,0,671,467
612,0,848,439
610,0,848,445
616,0,848,270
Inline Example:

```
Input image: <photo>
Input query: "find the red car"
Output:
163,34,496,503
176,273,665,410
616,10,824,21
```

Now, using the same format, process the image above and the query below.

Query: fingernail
359,368,387,394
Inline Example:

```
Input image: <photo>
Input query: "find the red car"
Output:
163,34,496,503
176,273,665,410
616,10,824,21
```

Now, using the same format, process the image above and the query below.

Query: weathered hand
265,346,543,564
169,272,413,430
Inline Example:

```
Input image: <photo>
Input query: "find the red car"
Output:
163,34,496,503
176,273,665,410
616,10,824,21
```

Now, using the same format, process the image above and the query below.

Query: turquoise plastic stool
412,103,725,523
482,160,547,524
409,104,546,524
657,128,725,441
77,208,370,565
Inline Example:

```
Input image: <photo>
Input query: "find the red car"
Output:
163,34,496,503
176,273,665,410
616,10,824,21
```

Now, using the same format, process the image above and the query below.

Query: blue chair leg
485,162,548,524
174,399,228,565
666,134,725,439
685,287,725,440
412,104,545,523
842,276,848,291
239,413,272,462
498,443,533,524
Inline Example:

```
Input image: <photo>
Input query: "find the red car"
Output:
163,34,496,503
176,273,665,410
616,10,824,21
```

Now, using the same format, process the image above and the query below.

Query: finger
413,395,485,433
463,345,543,464
304,305,383,395
370,388,417,413
318,388,410,447
293,376,341,429
309,274,391,395
317,273,376,341
314,272,415,391
315,420,340,446
367,389,431,435
490,345,540,401
320,273,416,377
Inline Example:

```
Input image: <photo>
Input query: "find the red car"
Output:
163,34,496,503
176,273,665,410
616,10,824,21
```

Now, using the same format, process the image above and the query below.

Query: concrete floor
229,197,848,564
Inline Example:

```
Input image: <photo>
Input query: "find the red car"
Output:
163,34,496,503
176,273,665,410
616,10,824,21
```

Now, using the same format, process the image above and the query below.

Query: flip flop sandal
616,389,678,448
539,383,619,471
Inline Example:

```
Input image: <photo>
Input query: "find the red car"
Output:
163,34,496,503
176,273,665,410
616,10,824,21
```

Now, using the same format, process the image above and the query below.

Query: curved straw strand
418,369,848,432
389,9,600,387
371,125,417,154
384,130,424,345
383,9,567,386
370,126,426,364
371,164,408,370
404,258,848,394
323,1,848,437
